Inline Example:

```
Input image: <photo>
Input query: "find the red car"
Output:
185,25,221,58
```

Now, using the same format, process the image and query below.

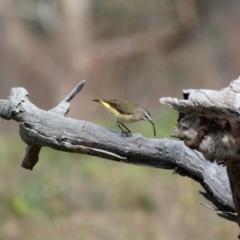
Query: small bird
93,99,156,137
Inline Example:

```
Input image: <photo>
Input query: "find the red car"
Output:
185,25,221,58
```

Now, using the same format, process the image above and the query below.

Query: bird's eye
144,111,152,120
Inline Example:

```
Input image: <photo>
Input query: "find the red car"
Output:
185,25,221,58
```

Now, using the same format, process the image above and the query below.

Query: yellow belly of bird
101,101,139,123
114,113,138,123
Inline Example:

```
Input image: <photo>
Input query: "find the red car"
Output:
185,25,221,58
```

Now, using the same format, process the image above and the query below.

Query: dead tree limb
0,80,238,230
21,80,86,169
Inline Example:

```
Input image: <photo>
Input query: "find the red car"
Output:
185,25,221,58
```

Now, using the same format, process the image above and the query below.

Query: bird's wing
102,99,135,115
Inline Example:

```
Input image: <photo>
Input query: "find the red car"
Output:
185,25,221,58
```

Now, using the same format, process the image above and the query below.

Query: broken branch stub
160,76,240,229
160,77,240,163
3,80,86,170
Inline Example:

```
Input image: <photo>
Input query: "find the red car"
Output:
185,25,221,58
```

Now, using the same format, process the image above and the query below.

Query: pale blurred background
0,0,239,239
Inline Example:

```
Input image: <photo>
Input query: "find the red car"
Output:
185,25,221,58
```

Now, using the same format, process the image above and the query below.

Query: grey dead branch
0,79,238,232
161,77,240,236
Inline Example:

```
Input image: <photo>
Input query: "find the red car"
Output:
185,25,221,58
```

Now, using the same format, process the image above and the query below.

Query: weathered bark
0,79,238,231
161,76,240,237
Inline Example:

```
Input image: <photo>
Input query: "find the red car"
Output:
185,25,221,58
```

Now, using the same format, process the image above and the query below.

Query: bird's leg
120,122,131,133
116,121,125,133
116,121,132,134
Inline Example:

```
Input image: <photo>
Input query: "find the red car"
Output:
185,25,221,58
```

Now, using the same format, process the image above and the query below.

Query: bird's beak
149,120,156,137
